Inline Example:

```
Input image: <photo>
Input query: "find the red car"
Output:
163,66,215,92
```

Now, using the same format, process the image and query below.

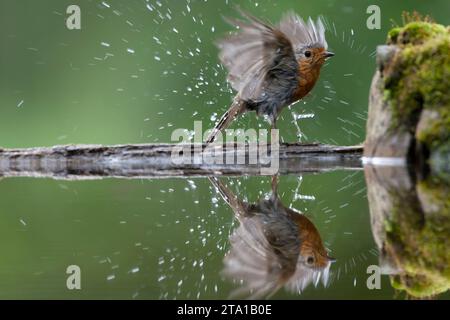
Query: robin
210,176,335,299
206,10,334,143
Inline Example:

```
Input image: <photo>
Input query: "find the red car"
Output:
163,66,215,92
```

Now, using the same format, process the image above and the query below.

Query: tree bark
0,143,362,180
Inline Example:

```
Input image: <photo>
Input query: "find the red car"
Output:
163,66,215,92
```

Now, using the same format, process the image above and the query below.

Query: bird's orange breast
292,62,322,102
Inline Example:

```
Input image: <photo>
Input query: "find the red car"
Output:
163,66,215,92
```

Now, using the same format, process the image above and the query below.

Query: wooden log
0,143,363,180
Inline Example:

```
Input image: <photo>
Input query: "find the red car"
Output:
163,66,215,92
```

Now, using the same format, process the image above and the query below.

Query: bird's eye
306,256,315,265
304,50,312,58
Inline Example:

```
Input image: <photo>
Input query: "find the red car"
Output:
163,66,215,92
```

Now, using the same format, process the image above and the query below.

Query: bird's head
279,13,334,70
294,213,336,269
302,249,336,269
297,45,334,68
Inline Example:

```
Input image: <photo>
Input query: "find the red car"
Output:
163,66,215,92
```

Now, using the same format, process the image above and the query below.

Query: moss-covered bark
384,21,450,157
365,16,450,299
388,176,450,298
365,164,450,299
365,18,450,165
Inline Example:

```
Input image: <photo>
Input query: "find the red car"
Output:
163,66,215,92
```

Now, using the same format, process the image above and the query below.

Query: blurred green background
0,0,449,299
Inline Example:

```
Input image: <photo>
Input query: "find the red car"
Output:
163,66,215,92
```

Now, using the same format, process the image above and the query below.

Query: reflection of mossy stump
365,18,450,299
390,176,450,299
365,165,450,299
365,20,450,174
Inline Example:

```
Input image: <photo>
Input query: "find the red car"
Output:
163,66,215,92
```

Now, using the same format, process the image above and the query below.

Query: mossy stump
364,20,450,170
365,164,450,299
365,18,450,299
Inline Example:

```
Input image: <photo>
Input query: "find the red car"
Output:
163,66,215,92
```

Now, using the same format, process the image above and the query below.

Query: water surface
0,171,402,299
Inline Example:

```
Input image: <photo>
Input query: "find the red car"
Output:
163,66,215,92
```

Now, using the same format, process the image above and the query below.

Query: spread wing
216,10,299,102
222,215,300,299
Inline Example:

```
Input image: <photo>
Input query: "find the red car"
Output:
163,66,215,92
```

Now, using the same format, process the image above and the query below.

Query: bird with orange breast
206,10,334,143
210,176,335,299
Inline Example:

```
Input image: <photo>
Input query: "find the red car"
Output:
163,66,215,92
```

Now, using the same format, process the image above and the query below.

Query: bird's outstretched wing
222,215,299,299
217,10,299,102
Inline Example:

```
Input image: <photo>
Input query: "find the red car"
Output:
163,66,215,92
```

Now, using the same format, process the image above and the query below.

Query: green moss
389,21,447,45
384,21,450,150
383,219,393,232
391,274,449,299
377,16,450,299
385,178,450,298
417,178,450,218
387,27,401,44
417,108,450,150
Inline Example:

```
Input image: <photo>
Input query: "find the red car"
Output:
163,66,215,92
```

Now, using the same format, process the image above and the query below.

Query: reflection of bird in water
210,176,335,299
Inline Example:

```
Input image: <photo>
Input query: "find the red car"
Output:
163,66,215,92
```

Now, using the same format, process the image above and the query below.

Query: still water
2,169,441,300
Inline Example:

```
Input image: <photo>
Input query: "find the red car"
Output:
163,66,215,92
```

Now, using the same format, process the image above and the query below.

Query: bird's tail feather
206,99,245,144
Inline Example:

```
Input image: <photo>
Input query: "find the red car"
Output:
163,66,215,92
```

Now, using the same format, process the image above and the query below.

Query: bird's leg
271,174,279,195
208,177,247,218
270,117,278,143
269,174,280,203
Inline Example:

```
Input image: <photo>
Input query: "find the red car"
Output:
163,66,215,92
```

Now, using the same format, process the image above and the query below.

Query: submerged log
0,143,363,180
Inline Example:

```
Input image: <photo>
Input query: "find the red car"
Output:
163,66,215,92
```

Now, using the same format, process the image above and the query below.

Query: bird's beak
327,256,337,263
324,51,335,58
